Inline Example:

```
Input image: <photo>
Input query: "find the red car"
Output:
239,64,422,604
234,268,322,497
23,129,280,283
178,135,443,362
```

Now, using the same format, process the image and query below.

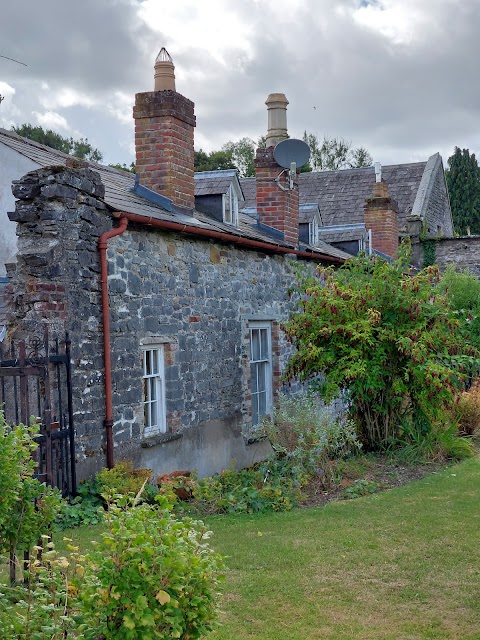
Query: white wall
0,145,39,274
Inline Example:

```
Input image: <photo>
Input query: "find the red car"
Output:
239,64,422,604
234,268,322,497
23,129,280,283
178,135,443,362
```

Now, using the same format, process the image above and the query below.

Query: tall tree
222,138,256,177
12,124,103,162
445,147,480,235
194,148,236,172
302,132,372,171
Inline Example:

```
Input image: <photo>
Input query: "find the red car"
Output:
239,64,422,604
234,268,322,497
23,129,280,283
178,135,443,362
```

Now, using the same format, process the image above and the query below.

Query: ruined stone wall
8,165,111,479
8,165,315,479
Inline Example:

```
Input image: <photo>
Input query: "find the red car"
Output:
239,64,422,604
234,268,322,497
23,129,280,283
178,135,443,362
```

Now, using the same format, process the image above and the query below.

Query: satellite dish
274,138,310,169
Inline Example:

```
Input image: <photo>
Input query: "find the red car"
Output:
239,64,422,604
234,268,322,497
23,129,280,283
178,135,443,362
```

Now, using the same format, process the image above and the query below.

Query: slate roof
240,161,429,229
194,170,244,199
299,203,320,224
0,129,348,262
318,224,366,244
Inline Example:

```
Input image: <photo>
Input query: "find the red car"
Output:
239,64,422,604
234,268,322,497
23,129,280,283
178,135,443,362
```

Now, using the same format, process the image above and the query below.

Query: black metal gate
0,329,76,496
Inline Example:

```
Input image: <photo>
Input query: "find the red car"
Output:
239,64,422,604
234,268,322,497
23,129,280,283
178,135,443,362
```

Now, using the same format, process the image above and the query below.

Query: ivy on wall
422,239,437,268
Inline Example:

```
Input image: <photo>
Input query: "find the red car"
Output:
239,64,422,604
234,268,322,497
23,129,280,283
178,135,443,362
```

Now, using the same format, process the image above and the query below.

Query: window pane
145,349,151,375
224,190,231,223
251,329,260,361
144,400,149,427
252,394,259,427
250,363,258,393
258,390,267,417
152,349,159,374
260,329,268,360
257,361,267,393
149,377,157,401
150,399,158,427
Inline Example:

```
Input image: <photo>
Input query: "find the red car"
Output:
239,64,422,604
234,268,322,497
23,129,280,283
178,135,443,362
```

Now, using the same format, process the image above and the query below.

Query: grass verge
207,458,480,640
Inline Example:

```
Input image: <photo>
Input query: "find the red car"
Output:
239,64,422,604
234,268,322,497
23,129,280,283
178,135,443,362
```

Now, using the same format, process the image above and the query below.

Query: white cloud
39,88,96,111
33,110,70,132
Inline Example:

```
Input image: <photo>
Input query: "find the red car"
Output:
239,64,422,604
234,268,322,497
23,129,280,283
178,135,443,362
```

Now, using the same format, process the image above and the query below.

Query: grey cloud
2,0,480,167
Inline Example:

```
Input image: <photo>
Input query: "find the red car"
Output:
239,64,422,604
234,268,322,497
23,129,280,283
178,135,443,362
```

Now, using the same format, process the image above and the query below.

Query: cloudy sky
0,0,479,168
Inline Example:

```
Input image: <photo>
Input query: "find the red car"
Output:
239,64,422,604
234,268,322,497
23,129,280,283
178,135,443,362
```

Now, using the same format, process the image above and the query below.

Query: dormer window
223,183,239,226
298,203,322,247
194,169,244,227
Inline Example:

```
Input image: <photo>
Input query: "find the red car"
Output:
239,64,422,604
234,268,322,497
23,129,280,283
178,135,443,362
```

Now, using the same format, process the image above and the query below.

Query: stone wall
423,160,453,237
8,165,316,479
8,165,111,479
106,225,303,477
428,236,480,276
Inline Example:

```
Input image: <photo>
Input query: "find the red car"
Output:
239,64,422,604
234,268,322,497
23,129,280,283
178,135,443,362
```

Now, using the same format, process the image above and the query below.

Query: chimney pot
265,93,289,147
154,47,176,91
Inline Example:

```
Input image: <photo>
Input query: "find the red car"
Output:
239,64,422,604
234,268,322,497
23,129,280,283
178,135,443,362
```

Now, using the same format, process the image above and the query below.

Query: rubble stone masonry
8,166,313,479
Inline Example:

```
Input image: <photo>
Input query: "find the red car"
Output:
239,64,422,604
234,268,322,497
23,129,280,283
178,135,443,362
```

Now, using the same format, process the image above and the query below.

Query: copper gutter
112,211,344,264
98,216,129,468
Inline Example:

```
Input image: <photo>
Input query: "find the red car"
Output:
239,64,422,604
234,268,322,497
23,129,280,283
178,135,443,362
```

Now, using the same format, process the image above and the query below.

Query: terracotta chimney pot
154,47,176,91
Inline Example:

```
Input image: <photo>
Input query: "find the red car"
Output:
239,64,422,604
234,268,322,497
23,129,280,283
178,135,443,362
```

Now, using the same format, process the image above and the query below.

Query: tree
12,123,103,162
194,148,236,172
109,162,136,174
302,132,372,171
195,137,266,177
445,147,480,235
282,243,475,450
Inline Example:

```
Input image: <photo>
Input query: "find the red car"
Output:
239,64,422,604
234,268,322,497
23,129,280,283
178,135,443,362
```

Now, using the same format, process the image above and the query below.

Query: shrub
282,243,477,450
259,393,361,488
0,414,62,574
79,495,224,640
455,382,480,436
341,478,379,499
392,422,475,464
440,266,480,349
55,478,104,530
96,460,152,499
191,465,299,514
0,537,85,639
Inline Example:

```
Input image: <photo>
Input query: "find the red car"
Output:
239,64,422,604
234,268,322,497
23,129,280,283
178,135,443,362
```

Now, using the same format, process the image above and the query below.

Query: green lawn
6,459,480,639
206,459,480,640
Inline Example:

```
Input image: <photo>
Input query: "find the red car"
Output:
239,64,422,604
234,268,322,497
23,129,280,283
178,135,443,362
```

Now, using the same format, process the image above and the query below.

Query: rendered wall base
122,418,273,479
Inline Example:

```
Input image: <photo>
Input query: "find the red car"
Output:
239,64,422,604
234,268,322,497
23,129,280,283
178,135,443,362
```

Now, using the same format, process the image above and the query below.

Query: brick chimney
364,173,399,258
255,94,299,246
133,48,196,210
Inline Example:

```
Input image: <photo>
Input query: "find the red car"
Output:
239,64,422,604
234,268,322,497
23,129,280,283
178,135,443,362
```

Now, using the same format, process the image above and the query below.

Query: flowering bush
282,243,477,449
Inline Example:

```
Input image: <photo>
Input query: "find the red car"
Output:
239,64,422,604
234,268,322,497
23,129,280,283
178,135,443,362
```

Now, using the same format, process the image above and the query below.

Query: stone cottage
0,49,456,481
4,50,351,480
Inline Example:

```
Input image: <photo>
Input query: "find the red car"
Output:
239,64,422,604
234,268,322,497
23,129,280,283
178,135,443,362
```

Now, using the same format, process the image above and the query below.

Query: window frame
142,344,167,436
248,321,273,427
309,215,320,246
223,184,239,227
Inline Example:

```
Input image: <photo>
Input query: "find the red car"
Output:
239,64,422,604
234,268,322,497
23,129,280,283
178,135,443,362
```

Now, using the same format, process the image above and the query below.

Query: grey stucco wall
8,166,317,480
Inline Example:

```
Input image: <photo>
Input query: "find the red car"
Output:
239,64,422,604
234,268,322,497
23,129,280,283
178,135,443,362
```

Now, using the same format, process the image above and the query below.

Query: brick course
255,147,299,245
133,90,196,210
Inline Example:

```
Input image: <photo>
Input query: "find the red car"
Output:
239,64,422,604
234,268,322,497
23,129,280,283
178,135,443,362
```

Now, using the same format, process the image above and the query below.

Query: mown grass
207,458,480,640
3,459,480,639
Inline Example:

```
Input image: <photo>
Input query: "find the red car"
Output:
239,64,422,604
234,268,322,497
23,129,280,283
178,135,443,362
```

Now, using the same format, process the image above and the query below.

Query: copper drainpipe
99,216,129,468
